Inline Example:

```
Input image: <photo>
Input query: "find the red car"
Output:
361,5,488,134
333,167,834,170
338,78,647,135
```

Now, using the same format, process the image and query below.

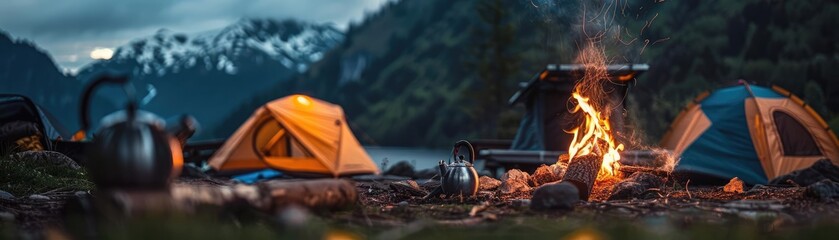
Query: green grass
42,212,839,240
0,151,94,196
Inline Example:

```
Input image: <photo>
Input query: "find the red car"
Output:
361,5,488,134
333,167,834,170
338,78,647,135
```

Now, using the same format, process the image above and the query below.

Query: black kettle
80,75,183,190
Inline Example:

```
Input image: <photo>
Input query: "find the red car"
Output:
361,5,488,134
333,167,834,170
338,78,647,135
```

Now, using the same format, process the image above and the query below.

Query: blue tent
662,84,839,185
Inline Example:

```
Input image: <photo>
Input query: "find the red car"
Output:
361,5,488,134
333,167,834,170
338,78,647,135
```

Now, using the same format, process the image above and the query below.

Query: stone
530,181,580,210
608,172,664,200
499,169,531,194
0,190,14,200
383,161,416,178
0,212,14,221
510,199,531,207
769,159,839,186
11,150,81,170
478,176,501,191
804,179,839,201
277,204,310,227
28,194,50,201
414,167,438,179
530,164,564,187
724,177,745,193
390,180,426,196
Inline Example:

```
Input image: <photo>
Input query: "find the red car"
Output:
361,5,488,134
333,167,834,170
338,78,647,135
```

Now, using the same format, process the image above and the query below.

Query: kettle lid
99,109,165,130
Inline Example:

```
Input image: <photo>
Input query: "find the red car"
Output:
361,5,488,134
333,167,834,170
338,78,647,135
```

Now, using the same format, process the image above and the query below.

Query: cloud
0,0,390,71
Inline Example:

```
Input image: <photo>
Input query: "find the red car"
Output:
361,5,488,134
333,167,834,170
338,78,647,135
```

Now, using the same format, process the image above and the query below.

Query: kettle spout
438,160,447,177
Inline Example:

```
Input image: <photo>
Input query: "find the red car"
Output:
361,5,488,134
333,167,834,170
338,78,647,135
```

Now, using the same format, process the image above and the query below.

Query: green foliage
0,153,94,196
465,0,521,138
631,0,839,144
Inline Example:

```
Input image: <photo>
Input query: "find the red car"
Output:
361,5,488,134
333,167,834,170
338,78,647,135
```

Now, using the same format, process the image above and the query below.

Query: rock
530,181,580,210
530,164,564,187
510,199,531,207
769,159,839,186
397,201,409,207
0,190,14,200
479,176,501,191
0,212,14,221
390,180,426,196
383,161,416,178
724,177,745,193
414,167,438,179
11,150,81,170
499,169,531,194
277,204,310,227
804,179,839,201
28,194,50,201
608,172,663,200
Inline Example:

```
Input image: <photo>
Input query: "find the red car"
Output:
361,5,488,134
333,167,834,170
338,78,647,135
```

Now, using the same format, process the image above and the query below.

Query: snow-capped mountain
76,18,344,140
108,18,343,77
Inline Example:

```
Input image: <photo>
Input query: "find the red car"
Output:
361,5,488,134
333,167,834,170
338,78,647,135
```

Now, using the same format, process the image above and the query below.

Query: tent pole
739,80,775,177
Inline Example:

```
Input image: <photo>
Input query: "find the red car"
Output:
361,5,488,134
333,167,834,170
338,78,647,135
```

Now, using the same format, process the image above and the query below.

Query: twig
685,179,692,199
469,202,491,217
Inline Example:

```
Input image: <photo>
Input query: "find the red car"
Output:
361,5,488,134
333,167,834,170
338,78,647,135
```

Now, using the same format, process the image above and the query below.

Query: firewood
561,154,602,200
259,179,357,211
102,179,358,215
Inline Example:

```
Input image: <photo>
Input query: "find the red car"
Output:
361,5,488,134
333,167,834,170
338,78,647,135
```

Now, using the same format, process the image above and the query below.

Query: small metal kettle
80,75,183,190
437,140,480,197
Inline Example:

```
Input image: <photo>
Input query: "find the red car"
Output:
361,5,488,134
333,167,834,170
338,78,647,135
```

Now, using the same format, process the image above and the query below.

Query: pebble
0,212,14,221
510,199,531,207
28,194,50,201
277,204,310,227
397,201,409,207
0,190,14,200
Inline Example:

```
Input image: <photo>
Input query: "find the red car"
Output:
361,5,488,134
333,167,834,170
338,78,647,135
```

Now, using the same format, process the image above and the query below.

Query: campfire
564,42,626,181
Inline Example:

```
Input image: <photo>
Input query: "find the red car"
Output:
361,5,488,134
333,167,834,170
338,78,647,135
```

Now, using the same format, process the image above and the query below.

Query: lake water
365,146,486,172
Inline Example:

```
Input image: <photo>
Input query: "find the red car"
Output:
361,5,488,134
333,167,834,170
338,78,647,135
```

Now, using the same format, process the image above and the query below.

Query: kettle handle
80,75,132,132
452,140,476,164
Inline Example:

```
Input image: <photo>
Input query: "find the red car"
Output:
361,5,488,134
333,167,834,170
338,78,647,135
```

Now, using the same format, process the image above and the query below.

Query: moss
0,153,94,196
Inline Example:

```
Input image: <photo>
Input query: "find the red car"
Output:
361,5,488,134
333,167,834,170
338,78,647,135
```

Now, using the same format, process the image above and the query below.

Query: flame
564,43,625,178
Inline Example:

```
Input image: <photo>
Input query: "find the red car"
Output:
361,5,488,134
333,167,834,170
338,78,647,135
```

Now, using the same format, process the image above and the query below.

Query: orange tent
209,95,379,177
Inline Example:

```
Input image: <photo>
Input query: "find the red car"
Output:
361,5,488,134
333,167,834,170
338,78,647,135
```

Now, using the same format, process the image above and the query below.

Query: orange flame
564,43,624,178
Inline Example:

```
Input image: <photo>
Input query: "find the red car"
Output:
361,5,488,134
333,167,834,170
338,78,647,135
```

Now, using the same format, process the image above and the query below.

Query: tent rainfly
209,95,380,177
662,83,839,185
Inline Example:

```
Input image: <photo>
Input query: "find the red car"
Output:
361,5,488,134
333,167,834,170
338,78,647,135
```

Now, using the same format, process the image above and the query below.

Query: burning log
530,154,601,210
560,154,603,200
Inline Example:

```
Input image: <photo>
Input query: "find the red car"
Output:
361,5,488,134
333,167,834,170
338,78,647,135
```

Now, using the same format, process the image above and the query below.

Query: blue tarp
232,169,284,184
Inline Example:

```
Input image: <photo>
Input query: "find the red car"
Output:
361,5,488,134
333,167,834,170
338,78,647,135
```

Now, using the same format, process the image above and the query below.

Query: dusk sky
0,0,391,73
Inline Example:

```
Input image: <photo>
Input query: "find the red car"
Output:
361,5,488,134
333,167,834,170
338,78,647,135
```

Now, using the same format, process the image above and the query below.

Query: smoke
525,0,652,63
529,1,680,172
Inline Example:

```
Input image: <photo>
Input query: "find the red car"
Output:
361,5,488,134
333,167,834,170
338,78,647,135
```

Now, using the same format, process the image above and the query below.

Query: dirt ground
2,175,839,239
